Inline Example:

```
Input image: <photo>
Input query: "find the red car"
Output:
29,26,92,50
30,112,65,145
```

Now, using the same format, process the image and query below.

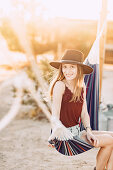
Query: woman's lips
66,74,73,77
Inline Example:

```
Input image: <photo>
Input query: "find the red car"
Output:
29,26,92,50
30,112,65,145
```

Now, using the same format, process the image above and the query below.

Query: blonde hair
49,65,64,97
49,64,84,102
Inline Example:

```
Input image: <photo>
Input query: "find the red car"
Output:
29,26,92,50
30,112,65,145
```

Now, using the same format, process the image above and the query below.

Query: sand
0,119,98,170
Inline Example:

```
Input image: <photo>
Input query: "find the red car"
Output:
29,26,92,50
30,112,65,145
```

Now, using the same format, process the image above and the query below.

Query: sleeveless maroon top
60,86,84,128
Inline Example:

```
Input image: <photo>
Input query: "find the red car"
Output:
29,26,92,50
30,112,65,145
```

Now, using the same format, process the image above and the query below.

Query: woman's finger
94,138,99,147
88,136,92,143
93,137,99,147
93,139,96,146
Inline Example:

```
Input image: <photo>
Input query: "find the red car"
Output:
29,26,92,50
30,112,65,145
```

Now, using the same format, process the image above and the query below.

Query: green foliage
0,19,24,52
39,57,54,83
0,18,97,56
25,66,37,81
25,66,39,90
0,18,113,59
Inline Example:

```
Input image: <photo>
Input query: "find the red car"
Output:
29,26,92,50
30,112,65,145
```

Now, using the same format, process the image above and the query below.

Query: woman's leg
80,131,113,170
96,146,112,170
92,130,113,170
92,130,113,137
106,150,113,170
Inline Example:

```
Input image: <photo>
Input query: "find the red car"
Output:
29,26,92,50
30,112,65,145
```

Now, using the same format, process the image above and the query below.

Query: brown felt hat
50,49,93,74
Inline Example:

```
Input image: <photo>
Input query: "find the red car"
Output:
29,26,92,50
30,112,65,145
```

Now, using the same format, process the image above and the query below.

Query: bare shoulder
53,81,65,95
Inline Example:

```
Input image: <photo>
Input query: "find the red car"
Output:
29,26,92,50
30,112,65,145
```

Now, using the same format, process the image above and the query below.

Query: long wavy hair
49,64,84,102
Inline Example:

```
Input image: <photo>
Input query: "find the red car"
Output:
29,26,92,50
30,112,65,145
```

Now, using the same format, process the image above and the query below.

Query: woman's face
62,63,77,80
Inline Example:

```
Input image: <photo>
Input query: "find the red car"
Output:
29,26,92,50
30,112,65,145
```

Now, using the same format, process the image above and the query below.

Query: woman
48,49,113,170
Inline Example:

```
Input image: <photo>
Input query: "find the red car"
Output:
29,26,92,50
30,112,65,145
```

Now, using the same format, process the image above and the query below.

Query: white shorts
67,124,82,138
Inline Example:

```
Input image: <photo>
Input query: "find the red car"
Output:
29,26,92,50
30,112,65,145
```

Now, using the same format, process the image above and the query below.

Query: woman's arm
52,81,65,119
50,80,65,129
48,81,73,141
81,83,99,145
81,83,92,132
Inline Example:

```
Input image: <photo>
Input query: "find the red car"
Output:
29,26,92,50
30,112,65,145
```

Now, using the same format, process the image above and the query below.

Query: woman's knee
95,134,113,148
96,145,113,158
99,145,113,152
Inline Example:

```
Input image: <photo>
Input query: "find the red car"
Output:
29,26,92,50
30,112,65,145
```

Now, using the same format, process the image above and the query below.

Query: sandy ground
0,119,98,170
0,65,113,170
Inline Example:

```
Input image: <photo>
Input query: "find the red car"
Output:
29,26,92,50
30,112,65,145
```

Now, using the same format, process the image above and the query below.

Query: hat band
60,60,83,65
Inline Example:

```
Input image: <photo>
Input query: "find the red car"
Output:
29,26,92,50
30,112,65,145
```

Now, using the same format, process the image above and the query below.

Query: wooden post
97,0,108,103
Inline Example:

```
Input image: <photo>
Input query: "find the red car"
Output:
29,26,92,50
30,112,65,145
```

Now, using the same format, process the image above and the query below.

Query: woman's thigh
92,130,113,137
80,130,113,147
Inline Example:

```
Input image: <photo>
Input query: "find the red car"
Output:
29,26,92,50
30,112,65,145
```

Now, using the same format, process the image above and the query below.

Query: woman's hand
48,116,74,141
86,130,99,147
48,124,73,141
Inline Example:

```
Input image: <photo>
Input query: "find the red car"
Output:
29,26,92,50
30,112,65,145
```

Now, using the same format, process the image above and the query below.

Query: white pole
97,0,108,102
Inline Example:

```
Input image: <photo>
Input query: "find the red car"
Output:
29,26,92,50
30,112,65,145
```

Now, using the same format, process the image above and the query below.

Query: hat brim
49,60,93,75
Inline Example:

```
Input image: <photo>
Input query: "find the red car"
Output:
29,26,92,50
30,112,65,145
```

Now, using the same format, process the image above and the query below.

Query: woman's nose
65,68,71,73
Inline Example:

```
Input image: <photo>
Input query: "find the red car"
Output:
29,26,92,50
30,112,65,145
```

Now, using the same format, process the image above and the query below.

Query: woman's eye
71,66,74,68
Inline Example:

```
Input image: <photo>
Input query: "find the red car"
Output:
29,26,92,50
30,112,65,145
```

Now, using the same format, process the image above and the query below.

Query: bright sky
0,0,113,21
41,0,113,20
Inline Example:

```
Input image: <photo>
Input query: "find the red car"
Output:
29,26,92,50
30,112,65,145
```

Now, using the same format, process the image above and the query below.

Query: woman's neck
64,79,76,90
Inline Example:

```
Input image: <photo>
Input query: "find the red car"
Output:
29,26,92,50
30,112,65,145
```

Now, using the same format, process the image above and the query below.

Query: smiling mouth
66,74,73,77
